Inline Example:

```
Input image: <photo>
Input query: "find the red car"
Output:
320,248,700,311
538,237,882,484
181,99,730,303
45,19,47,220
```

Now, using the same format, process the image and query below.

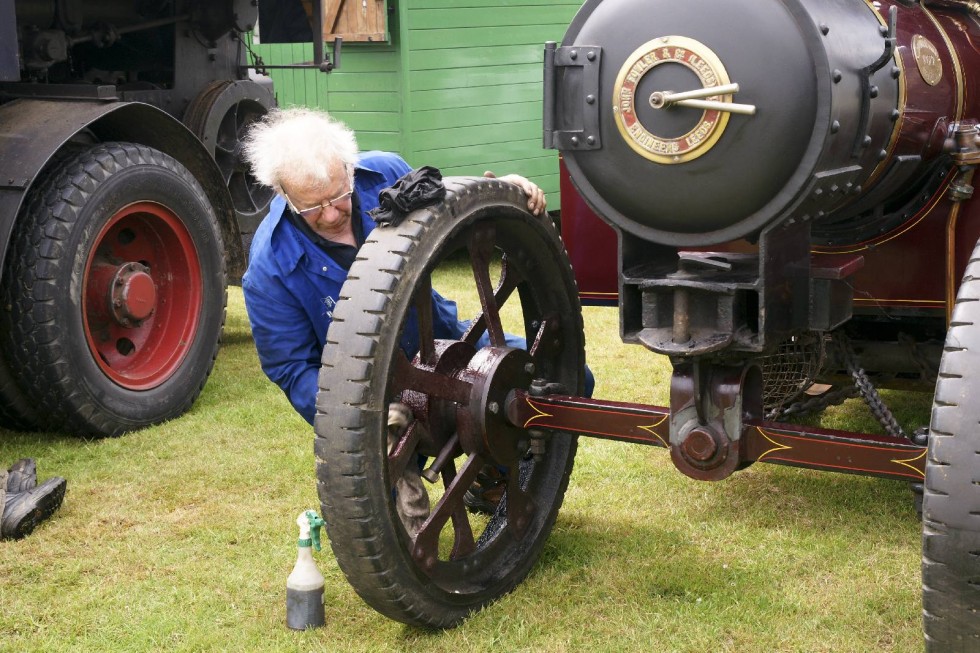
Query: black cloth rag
370,166,446,227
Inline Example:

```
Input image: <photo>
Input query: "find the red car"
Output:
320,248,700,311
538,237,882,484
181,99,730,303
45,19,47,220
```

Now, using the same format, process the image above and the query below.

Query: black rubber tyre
315,177,585,628
923,239,980,651
1,142,227,436
0,338,40,431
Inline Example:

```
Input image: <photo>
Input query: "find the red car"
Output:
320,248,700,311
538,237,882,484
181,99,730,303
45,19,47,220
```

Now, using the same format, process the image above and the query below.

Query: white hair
243,106,359,193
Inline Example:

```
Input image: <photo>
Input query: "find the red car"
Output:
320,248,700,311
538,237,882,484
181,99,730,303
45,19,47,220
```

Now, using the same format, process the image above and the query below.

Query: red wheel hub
82,202,202,390
109,262,157,325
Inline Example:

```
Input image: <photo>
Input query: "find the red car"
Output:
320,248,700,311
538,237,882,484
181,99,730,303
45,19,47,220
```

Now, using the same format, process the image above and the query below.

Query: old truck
313,0,980,650
0,0,283,436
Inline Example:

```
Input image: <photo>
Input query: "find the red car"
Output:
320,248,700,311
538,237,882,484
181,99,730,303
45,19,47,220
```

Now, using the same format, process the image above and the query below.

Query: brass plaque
612,36,732,164
912,35,942,86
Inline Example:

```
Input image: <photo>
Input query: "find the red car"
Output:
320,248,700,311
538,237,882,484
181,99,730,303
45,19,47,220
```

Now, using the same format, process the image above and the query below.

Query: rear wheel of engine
1,142,227,436
923,239,980,651
315,177,586,628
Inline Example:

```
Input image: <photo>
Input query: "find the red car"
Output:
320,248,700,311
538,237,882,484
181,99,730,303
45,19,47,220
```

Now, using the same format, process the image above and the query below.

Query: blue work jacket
242,151,466,424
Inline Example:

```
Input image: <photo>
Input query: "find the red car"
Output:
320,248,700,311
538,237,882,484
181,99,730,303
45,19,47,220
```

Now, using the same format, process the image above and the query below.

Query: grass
0,263,930,652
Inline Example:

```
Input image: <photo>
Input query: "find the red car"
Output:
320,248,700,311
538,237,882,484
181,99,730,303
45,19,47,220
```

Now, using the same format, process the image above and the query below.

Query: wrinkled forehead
282,161,350,202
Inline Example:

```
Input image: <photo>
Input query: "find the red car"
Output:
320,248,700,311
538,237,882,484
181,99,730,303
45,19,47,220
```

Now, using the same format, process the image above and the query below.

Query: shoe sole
463,490,500,516
3,477,66,539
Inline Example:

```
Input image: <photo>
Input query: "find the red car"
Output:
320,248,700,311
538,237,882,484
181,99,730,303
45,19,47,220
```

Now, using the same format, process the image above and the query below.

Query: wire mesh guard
759,333,826,413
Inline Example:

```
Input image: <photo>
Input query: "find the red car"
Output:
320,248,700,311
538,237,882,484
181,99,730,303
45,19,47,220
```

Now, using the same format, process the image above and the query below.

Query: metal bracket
543,42,602,151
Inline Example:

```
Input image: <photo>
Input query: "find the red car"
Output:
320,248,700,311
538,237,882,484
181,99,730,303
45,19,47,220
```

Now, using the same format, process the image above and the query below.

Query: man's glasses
283,170,354,219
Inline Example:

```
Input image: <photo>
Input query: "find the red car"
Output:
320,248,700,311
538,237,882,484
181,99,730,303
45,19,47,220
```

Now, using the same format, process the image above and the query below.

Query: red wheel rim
82,202,203,390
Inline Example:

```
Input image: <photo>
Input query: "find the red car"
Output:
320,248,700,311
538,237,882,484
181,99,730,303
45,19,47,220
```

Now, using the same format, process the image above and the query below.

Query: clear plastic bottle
286,510,325,630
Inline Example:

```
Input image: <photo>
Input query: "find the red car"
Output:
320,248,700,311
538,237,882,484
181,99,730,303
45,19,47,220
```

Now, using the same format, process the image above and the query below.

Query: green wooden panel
439,155,559,180
407,6,578,30
413,137,547,167
411,102,540,130
353,132,402,153
409,44,544,71
412,119,541,149
410,82,541,111
328,111,401,133
409,63,541,92
406,25,568,50
322,71,400,93
325,91,401,112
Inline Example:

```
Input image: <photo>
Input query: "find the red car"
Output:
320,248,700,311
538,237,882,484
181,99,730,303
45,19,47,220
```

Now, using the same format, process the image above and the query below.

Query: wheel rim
317,180,585,625
82,201,202,390
213,96,274,220
374,214,580,592
184,81,275,225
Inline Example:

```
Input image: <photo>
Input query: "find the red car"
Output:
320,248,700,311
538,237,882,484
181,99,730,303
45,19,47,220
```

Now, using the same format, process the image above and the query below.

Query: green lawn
0,280,929,652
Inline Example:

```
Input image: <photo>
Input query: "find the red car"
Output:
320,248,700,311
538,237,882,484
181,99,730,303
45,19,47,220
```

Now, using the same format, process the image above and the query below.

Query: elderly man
241,107,553,423
241,107,590,519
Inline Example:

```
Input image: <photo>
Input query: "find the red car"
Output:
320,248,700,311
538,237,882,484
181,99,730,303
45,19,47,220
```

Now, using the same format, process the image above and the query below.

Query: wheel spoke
414,271,436,365
463,256,523,347
387,420,423,491
528,315,559,359
467,226,506,346
412,453,482,571
393,353,472,403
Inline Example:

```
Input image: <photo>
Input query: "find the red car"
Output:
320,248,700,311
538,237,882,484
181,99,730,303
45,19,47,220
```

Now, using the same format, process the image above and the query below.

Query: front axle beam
506,391,925,482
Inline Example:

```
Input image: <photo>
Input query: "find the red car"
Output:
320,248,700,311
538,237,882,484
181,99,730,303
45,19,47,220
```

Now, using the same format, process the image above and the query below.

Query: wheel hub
458,346,536,466
109,262,156,326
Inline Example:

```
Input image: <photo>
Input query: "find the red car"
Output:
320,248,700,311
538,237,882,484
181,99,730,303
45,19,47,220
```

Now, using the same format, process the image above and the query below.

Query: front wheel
1,142,227,436
923,238,980,651
316,177,586,627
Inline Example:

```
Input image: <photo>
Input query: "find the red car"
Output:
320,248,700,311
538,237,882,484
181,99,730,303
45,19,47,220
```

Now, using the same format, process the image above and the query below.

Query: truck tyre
923,238,980,651
1,142,227,436
0,346,40,431
315,177,585,628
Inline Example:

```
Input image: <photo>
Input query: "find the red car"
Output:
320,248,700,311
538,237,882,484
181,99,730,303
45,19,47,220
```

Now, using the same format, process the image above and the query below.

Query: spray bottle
286,510,326,630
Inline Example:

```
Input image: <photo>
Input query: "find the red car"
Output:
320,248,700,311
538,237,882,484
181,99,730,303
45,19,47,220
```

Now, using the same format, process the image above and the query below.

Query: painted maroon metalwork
506,390,925,483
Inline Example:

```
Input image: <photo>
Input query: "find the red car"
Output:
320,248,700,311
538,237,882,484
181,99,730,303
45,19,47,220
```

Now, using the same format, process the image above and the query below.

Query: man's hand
484,171,547,216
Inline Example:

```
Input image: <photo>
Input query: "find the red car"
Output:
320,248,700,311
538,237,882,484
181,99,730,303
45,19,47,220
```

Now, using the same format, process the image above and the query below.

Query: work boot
6,458,37,493
463,464,507,516
1,467,67,540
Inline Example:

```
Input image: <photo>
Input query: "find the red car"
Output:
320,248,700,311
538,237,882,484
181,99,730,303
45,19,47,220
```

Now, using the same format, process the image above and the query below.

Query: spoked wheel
316,177,586,628
1,142,227,436
184,80,275,230
923,238,980,651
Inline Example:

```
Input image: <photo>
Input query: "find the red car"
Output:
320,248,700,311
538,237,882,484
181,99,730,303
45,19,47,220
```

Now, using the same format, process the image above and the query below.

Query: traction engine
313,0,980,648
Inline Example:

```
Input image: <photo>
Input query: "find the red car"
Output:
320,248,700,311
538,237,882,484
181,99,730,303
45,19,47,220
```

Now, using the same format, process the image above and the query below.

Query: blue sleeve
242,280,321,425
